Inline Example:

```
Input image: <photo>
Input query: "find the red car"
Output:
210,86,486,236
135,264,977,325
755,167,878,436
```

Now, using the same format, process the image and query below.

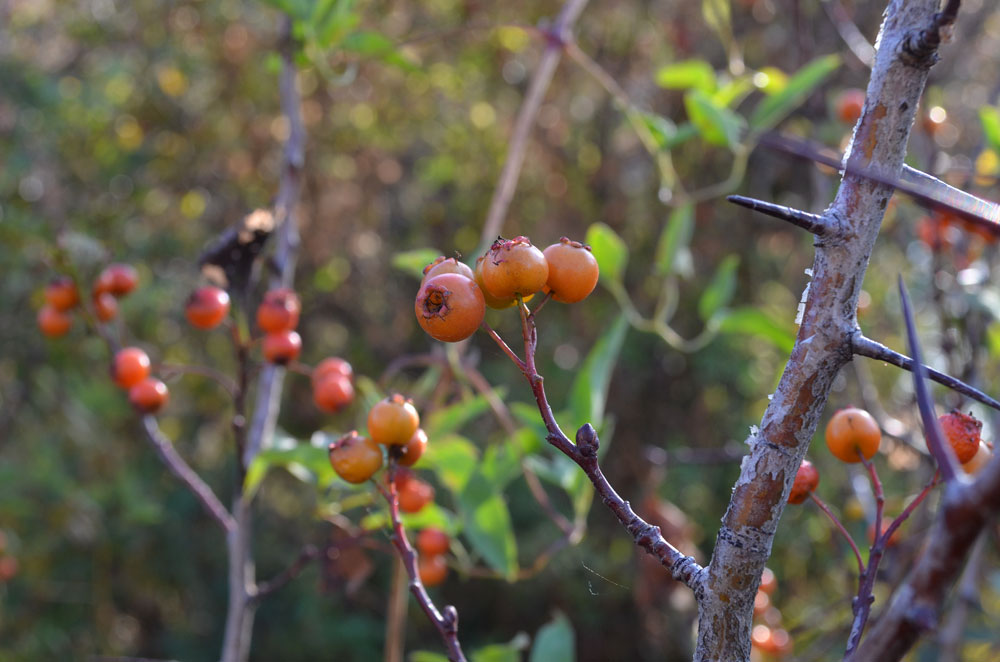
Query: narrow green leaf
702,0,733,50
392,248,441,280
409,652,450,662
698,255,740,321
471,644,521,662
342,31,418,71
684,89,745,148
424,391,502,438
568,315,628,428
715,307,795,353
585,223,628,285
749,54,840,132
419,435,479,494
459,477,517,579
655,204,695,277
635,111,677,151
654,60,716,93
359,502,455,532
530,612,575,662
713,76,753,108
979,106,1000,154
243,440,334,497
664,122,700,149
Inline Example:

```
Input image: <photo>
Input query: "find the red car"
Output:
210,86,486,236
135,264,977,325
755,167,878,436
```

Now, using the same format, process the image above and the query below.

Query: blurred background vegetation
3,0,1000,660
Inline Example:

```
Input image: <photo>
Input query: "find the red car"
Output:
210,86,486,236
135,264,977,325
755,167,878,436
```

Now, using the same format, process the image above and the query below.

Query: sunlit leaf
392,248,441,279
420,435,480,493
979,106,1000,154
684,89,744,148
585,223,628,285
529,612,575,662
459,476,517,579
424,391,502,438
713,77,753,108
716,307,796,352
569,315,628,428
655,203,695,277
635,111,677,151
702,0,733,51
698,255,740,321
655,60,716,93
749,54,840,132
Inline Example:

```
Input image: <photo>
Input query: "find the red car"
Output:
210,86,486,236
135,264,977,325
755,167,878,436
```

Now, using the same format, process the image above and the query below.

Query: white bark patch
795,269,814,326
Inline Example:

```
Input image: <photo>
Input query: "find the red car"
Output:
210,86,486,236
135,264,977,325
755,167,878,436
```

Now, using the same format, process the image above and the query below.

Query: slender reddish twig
376,467,466,662
809,493,864,575
157,362,238,397
252,544,320,603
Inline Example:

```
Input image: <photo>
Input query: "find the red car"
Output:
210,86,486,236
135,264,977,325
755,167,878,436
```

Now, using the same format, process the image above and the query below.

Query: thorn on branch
727,195,828,235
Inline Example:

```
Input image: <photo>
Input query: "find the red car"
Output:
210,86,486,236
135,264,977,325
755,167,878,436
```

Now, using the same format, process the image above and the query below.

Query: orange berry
422,256,475,283
368,394,420,446
397,428,428,467
787,460,819,505
759,567,777,595
836,88,865,124
418,553,448,587
44,277,80,311
93,292,118,322
38,305,72,337
416,527,450,556
754,590,770,615
185,286,231,330
962,441,993,475
398,478,434,513
313,374,355,413
0,556,18,582
542,238,600,303
113,347,151,389
129,377,169,414
256,288,300,333
939,410,982,464
328,431,384,484
474,256,518,309
825,407,881,463
96,263,139,297
415,273,485,343
263,330,302,365
481,236,549,300
312,357,353,387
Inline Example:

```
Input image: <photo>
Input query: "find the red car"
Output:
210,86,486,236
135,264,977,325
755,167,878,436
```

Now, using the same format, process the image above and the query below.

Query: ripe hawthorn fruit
825,407,881,463
415,273,485,343
329,431,384,484
542,238,600,303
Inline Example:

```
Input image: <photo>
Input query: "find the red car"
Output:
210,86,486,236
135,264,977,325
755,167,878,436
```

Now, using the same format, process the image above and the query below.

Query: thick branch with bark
697,2,944,659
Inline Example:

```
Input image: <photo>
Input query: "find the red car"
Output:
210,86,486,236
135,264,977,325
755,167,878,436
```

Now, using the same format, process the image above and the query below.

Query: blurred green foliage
3,0,1000,660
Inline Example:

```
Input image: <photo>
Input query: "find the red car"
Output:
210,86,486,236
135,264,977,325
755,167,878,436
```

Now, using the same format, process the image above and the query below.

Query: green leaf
654,60,716,93
716,307,796,353
585,223,628,285
698,255,740,321
393,248,441,280
420,435,480,494
664,122,700,149
713,77,754,108
342,31,418,71
702,0,733,51
458,478,517,579
635,111,677,151
655,204,695,277
244,438,334,498
979,106,1000,154
569,315,628,428
530,612,575,662
479,441,523,490
424,391,501,438
360,502,455,532
749,54,840,132
471,644,521,662
409,653,450,662
684,89,745,148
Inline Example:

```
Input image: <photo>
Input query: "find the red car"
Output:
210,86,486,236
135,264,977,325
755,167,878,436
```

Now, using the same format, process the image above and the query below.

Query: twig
900,0,962,68
377,468,466,662
252,544,320,603
141,417,236,534
851,333,1000,412
157,362,238,397
821,0,875,67
477,0,591,250
726,195,829,235
809,493,864,575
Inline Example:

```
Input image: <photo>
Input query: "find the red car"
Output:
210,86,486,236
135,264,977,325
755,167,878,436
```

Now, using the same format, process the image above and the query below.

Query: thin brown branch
851,333,1000,411
251,544,320,603
141,417,236,534
477,0,590,249
726,195,829,235
809,493,864,575
377,470,466,662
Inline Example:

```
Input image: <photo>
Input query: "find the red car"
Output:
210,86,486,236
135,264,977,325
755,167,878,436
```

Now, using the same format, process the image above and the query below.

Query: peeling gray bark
693,2,940,659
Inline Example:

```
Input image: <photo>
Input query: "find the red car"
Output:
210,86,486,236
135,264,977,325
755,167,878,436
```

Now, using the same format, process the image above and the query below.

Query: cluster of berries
38,263,138,336
414,236,600,342
415,527,450,587
112,347,168,413
750,567,792,658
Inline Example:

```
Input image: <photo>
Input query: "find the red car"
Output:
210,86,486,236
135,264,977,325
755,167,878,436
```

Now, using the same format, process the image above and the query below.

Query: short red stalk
808,493,864,575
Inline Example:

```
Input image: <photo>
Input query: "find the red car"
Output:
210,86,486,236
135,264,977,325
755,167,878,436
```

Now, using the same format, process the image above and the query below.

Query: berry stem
377,465,467,662
808,493,864,575
480,321,526,372
860,454,885,538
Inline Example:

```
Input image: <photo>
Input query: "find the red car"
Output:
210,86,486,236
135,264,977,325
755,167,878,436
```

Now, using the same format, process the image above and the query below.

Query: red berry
416,527,449,556
185,286,231,329
96,263,139,297
38,305,72,337
368,395,420,446
542,238,600,303
329,431,384,484
113,347,151,389
939,410,982,464
129,377,169,413
93,292,119,322
787,460,819,505
825,407,881,463
313,374,355,413
836,88,865,124
398,478,434,513
397,428,428,467
256,288,300,333
418,553,448,587
263,330,302,365
481,236,549,299
415,273,485,342
44,277,80,311
422,256,475,283
312,357,353,386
